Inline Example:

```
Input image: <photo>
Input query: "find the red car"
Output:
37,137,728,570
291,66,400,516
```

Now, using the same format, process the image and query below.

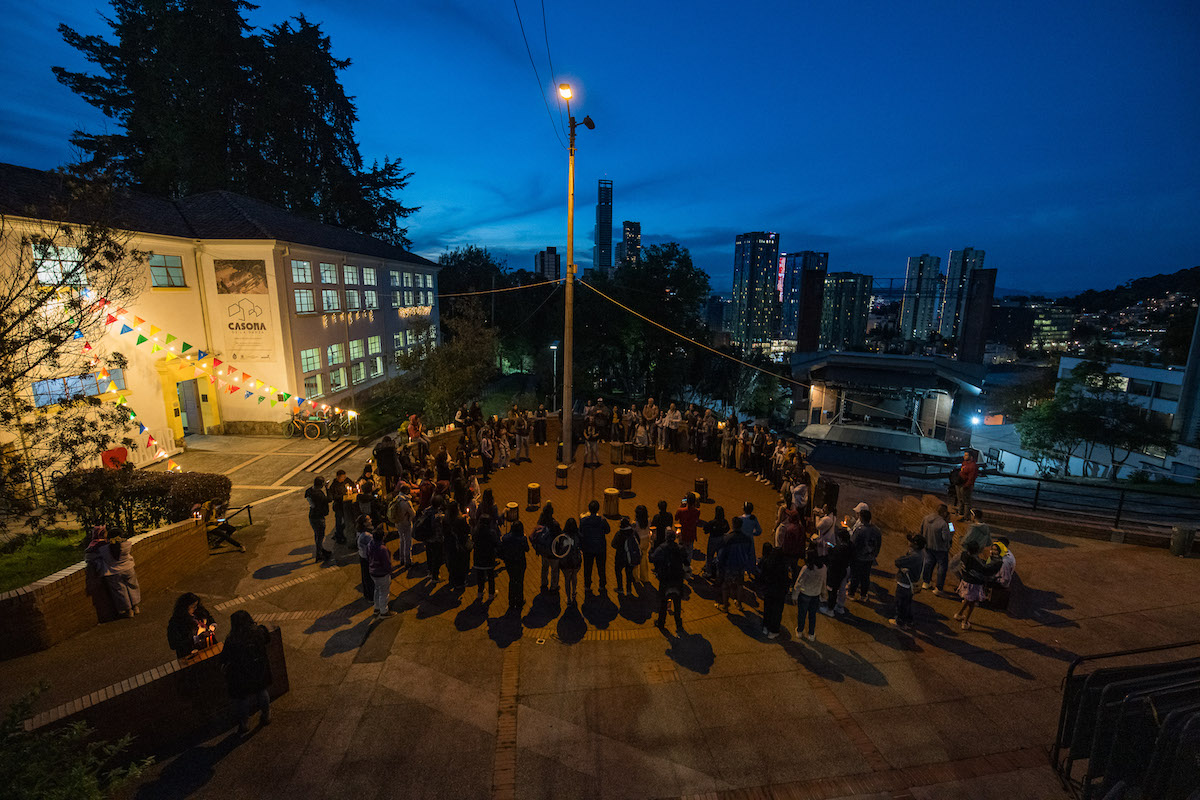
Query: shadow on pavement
415,582,462,619
251,559,310,580
660,627,715,675
487,608,524,647
135,729,244,800
617,586,653,624
523,592,561,629
321,617,370,657
556,605,587,643
581,590,618,629
304,600,364,634
1004,528,1078,549
454,597,490,631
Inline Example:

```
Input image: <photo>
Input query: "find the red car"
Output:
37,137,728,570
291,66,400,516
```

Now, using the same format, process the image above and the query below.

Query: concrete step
299,440,359,475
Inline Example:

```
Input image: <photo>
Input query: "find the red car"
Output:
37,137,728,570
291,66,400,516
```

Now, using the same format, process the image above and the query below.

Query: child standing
890,534,926,631
791,547,826,641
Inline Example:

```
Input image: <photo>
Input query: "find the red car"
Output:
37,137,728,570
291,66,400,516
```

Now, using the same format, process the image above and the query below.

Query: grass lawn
0,534,85,593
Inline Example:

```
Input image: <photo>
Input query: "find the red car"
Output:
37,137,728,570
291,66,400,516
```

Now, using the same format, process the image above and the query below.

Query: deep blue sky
3,1,1199,295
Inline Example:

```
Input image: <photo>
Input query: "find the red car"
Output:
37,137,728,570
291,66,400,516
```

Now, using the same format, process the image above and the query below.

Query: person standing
373,436,401,494
954,539,1001,631
702,506,730,579
368,529,394,617
633,504,653,585
715,517,755,612
357,516,377,602
472,502,501,603
674,493,701,573
956,450,978,518
642,397,659,428
305,477,331,563
534,404,548,446
961,508,993,554
820,524,853,616
579,499,611,594
221,610,273,735
515,412,531,462
664,403,682,452
759,543,790,638
919,503,954,596
498,516,529,612
791,548,826,641
534,504,562,595
479,430,494,481
739,501,763,541
891,534,926,631
86,525,142,618
388,484,416,569
557,518,583,607
611,517,640,594
651,530,688,629
650,500,674,551
443,500,471,591
847,508,882,602
583,419,601,468
424,499,445,583
329,470,354,544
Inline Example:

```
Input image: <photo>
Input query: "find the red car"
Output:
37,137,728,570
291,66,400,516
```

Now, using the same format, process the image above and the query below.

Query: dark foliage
54,466,232,533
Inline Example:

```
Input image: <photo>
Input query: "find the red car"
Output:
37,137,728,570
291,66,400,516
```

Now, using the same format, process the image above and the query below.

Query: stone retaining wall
0,518,209,660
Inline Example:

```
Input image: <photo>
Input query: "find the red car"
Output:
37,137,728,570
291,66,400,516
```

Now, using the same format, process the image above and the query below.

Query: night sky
2,0,1198,295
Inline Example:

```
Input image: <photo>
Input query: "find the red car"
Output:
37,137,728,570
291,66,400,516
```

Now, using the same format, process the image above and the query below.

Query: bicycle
283,413,322,440
325,411,351,442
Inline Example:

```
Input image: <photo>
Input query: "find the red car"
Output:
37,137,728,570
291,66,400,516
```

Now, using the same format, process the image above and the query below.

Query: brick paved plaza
4,436,1200,800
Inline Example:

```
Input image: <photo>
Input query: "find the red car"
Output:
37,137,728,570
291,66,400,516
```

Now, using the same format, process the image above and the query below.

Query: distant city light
970,415,982,425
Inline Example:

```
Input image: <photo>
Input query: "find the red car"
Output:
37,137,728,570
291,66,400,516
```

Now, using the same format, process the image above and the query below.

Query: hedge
53,466,232,534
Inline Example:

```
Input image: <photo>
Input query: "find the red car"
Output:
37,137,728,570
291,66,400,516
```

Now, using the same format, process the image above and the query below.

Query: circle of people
299,398,1018,639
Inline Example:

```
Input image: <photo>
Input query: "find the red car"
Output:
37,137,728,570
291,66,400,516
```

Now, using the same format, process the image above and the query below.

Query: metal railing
898,462,1200,529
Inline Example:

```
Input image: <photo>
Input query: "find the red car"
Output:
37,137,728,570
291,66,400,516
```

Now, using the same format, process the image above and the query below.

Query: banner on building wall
215,259,273,360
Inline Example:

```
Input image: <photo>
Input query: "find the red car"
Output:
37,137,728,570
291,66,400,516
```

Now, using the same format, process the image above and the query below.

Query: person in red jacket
957,450,978,518
674,493,701,574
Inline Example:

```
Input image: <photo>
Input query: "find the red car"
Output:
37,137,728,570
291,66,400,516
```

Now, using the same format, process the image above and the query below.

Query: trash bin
1170,525,1195,556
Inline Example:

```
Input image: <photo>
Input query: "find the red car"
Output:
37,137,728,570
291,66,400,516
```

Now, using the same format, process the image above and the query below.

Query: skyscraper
900,254,942,341
779,250,829,349
731,232,780,352
939,247,986,344
956,268,996,364
534,246,561,281
592,179,613,276
614,220,641,268
819,272,872,351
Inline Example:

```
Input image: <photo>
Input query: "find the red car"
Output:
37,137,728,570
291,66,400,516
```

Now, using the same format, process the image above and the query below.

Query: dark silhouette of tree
53,1,417,246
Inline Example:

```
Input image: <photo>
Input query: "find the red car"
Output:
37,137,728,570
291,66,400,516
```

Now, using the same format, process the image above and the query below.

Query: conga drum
603,487,620,517
556,464,569,489
694,476,708,502
613,467,632,495
527,483,541,508
506,502,519,522
610,440,624,464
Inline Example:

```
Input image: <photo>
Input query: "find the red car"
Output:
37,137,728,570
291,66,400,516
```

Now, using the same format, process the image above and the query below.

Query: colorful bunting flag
181,343,192,353
212,358,222,368
115,396,127,406
281,393,291,401
257,396,265,404
106,381,118,393
197,350,207,359
115,307,127,317
105,314,117,325
133,316,144,326
296,397,305,405
147,435,156,446
136,334,147,345
99,368,110,379
150,344,161,353
73,331,84,339
242,372,251,383
244,391,253,399
208,376,215,385
82,342,93,352
165,334,176,345
149,325,160,336
138,424,146,434
167,459,179,471
120,324,133,335
165,353,176,361
270,400,277,408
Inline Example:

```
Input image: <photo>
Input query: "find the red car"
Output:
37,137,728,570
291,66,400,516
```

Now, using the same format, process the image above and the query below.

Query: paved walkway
5,438,1200,800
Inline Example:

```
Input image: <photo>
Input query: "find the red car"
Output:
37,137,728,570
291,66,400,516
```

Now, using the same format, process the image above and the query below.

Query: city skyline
2,1,1197,294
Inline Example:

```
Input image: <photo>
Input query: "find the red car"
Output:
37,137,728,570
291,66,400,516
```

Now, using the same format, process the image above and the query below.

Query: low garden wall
0,518,209,660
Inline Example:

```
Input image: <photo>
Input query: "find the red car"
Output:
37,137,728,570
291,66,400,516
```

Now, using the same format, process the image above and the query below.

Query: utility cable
540,0,569,140
578,279,915,423
513,0,567,150
437,278,564,298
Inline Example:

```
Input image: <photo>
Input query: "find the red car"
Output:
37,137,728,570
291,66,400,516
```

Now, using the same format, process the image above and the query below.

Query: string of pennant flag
70,293,357,466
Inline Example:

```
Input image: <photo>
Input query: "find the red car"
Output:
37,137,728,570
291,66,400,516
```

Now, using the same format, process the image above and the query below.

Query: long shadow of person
556,603,587,644
415,581,462,620
251,559,311,580
523,592,561,629
659,626,715,675
581,590,618,629
454,597,490,631
304,600,363,634
487,607,524,648
321,616,372,657
134,729,244,800
617,586,653,624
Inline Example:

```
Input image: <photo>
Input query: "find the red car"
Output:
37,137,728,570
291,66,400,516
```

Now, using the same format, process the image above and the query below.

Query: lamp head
558,84,572,100
582,115,595,130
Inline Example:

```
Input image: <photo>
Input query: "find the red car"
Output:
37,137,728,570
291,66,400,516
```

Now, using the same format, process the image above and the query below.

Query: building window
351,362,367,384
370,356,383,378
345,290,360,310
404,330,415,347
404,290,414,306
329,367,346,393
304,374,323,399
393,333,404,351
300,347,321,372
343,265,358,285
322,289,341,312
390,270,401,286
319,262,338,284
32,368,126,408
34,244,85,286
364,290,378,309
294,289,315,313
403,272,413,288
391,291,403,308
291,259,312,283
349,339,364,360
149,254,186,287
327,342,345,365
362,267,376,285
367,335,381,355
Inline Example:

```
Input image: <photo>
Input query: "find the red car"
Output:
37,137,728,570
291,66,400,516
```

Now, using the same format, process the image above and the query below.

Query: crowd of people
295,398,1016,640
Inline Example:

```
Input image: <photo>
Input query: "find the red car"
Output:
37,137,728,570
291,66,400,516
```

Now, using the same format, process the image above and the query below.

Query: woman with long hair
556,518,583,608
633,505,652,584
167,592,216,659
85,524,141,617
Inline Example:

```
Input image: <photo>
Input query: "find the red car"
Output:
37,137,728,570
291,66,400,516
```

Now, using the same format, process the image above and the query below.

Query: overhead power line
540,0,568,141
437,278,564,298
512,0,566,150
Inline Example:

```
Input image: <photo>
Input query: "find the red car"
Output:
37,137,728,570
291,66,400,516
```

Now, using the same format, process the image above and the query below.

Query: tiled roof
0,162,435,267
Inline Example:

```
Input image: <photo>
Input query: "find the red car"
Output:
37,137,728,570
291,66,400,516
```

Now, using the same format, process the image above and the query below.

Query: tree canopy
53,2,417,247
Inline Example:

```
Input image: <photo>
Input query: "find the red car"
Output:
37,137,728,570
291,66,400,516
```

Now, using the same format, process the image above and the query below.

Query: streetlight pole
558,83,593,463
550,344,558,411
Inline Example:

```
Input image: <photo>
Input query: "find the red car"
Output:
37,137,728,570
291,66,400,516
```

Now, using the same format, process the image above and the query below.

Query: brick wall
24,626,289,760
0,518,210,661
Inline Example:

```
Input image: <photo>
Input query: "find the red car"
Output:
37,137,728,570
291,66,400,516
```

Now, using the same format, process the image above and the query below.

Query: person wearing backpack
847,508,882,603
418,499,444,583
651,529,688,630
388,484,416,570
775,506,805,586
701,506,730,580
220,610,273,735
357,516,378,602
791,547,826,642
611,517,641,594
820,524,854,617
443,500,471,591
716,516,756,612
369,529,394,618
891,533,926,631
472,500,502,603
555,518,583,608
534,504,562,595
304,477,331,563
579,499,611,594
758,543,791,638
498,517,530,611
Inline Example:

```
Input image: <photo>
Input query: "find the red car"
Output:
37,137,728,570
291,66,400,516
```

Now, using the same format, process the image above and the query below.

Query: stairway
298,440,361,475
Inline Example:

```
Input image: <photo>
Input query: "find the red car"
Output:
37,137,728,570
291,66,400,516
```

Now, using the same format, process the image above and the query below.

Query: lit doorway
177,379,202,435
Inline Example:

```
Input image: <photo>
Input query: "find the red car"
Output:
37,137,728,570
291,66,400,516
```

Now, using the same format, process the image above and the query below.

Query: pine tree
53,1,417,246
